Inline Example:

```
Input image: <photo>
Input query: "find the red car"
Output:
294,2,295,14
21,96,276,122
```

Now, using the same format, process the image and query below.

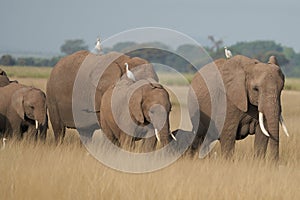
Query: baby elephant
100,77,175,152
0,83,48,140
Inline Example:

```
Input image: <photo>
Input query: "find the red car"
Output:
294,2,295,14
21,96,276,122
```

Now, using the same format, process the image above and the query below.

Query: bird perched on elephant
46,50,158,143
188,55,288,160
0,83,48,140
100,77,174,151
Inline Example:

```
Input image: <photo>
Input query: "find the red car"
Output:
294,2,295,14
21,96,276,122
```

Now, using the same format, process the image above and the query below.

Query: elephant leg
51,119,65,144
188,123,205,158
254,126,269,159
4,121,13,138
119,134,134,151
38,114,48,142
25,124,38,141
142,136,157,152
220,135,236,159
219,124,238,159
10,120,23,140
48,105,65,144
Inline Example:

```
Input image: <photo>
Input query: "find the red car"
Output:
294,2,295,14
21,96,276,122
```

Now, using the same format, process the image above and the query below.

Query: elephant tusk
170,133,177,141
280,115,289,137
154,129,160,142
35,120,39,130
259,112,270,137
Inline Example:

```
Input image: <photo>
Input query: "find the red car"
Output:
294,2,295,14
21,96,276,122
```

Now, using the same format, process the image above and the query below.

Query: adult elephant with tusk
100,77,175,152
46,50,158,143
0,83,48,140
188,55,289,160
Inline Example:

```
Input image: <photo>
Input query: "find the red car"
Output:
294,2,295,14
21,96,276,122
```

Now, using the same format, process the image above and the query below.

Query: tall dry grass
0,68,299,200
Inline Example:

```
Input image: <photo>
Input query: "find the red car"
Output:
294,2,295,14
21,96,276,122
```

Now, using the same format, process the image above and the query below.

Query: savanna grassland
0,66,300,200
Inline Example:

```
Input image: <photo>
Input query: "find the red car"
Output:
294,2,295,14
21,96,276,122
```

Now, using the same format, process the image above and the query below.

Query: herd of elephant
0,50,289,160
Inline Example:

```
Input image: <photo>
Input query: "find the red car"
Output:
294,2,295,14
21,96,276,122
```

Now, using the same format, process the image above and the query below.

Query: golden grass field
0,66,300,200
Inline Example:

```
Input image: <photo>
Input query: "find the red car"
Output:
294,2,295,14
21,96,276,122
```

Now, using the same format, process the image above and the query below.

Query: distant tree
230,40,283,58
261,51,289,66
208,35,224,52
60,39,88,55
0,54,16,66
112,42,137,52
283,46,296,60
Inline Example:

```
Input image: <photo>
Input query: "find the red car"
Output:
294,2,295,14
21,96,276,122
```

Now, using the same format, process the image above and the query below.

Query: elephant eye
253,86,259,92
30,105,34,109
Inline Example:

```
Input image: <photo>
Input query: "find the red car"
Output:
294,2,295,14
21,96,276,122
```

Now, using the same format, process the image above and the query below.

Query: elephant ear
219,55,248,112
11,89,27,120
129,88,144,124
149,82,163,89
268,56,279,65
0,69,7,76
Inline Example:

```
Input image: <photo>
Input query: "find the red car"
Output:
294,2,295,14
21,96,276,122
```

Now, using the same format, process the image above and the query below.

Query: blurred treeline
1,38,300,77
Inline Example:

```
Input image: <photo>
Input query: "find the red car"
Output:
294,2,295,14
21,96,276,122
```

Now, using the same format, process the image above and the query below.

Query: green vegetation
60,39,88,55
2,66,300,91
284,78,300,91
0,66,52,79
2,39,300,78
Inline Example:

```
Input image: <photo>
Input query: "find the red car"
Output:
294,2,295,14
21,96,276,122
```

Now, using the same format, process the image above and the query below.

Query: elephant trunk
35,112,47,128
259,94,280,161
155,118,171,146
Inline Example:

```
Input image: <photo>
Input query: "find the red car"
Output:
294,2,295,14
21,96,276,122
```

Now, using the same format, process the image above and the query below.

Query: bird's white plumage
94,37,102,54
125,63,136,81
224,47,232,59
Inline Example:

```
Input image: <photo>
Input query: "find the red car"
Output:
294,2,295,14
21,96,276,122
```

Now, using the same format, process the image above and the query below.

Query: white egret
94,37,102,54
125,63,136,81
224,46,232,59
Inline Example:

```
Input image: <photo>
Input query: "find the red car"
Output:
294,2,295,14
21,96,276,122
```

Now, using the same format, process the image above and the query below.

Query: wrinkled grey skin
188,55,285,160
100,77,172,152
46,50,158,143
0,83,48,140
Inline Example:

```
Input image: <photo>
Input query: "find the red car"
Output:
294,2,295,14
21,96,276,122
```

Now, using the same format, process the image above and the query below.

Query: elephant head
128,79,172,145
0,68,10,87
219,55,286,160
12,87,47,131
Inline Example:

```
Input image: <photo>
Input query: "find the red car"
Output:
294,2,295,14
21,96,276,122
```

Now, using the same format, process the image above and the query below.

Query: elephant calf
100,76,175,152
0,83,48,140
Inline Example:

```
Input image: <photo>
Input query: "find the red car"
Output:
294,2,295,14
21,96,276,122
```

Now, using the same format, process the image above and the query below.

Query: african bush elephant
0,68,18,87
0,83,48,140
46,50,158,143
188,55,288,160
100,77,173,151
0,68,10,87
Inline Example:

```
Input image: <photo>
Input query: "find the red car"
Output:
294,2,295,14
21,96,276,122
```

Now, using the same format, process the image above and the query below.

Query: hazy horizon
1,0,300,55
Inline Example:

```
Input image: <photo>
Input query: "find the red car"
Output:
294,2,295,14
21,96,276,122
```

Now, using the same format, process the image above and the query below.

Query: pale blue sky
0,0,299,54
